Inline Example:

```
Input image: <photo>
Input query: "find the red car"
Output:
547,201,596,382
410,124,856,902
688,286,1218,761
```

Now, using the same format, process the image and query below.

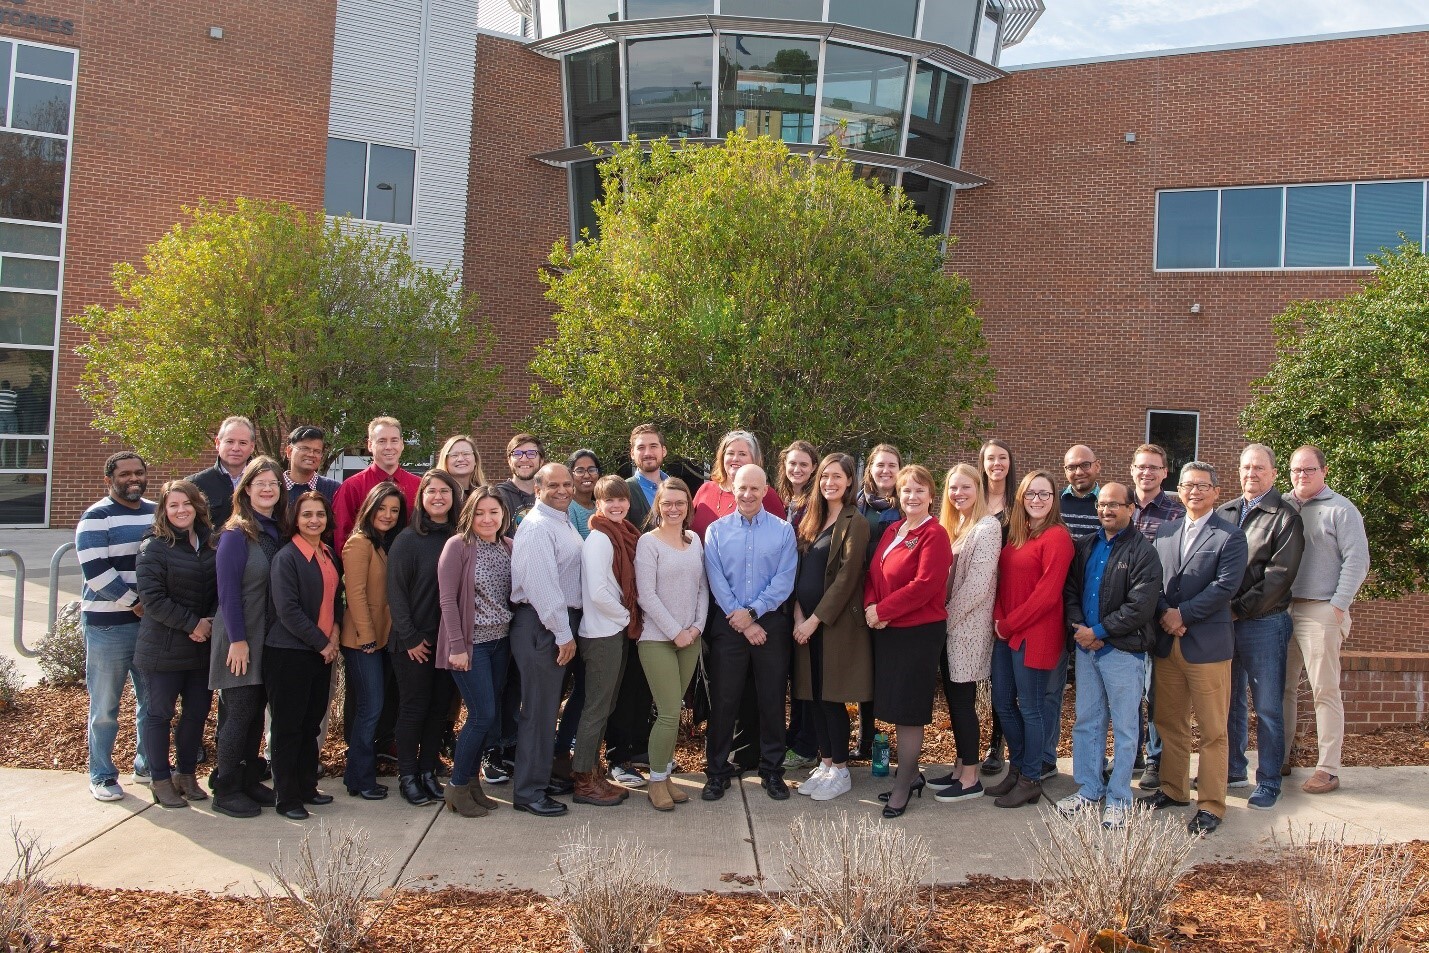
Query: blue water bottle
871,732,890,777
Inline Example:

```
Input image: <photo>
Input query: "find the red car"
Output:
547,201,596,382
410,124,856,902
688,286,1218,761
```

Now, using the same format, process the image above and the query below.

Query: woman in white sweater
634,478,708,811
932,463,1002,802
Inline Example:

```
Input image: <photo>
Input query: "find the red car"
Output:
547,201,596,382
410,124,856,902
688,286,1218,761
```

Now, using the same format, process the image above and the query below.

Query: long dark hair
456,484,510,543
411,468,460,535
798,453,855,549
352,481,408,551
979,438,1018,516
777,440,819,512
226,456,289,539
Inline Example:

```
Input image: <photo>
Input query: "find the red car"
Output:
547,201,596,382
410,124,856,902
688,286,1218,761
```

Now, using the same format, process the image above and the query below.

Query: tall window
920,0,980,53
819,43,910,155
828,0,917,36
627,36,714,139
1147,411,1199,492
0,39,72,525
718,36,819,143
905,63,966,165
323,138,417,225
568,45,622,144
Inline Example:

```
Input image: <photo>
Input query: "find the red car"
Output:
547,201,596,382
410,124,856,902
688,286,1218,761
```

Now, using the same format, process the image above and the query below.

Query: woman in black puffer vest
135,479,218,809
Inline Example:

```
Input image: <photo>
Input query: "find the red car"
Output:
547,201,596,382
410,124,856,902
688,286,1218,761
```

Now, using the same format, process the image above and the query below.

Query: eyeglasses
446,451,475,460
1178,482,1214,493
1063,461,1097,472
251,481,281,491
1289,467,1321,476
510,449,541,460
572,466,600,476
1023,490,1054,501
1131,464,1165,472
1095,501,1130,510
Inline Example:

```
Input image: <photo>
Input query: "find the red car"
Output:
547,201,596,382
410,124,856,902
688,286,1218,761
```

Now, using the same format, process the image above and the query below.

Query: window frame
323,137,419,228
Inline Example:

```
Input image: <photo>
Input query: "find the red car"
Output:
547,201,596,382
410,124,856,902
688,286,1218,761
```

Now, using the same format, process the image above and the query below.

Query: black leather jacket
1215,489,1304,620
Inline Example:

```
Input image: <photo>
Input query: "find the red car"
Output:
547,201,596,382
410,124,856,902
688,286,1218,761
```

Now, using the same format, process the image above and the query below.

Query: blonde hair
367,415,401,438
1006,470,1065,549
710,430,762,487
434,434,485,486
938,463,988,547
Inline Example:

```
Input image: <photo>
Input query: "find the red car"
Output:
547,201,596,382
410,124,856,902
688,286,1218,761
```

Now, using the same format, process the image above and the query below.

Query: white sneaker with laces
1102,802,1131,829
1055,792,1099,817
609,763,647,788
90,779,124,802
797,764,832,796
811,768,852,801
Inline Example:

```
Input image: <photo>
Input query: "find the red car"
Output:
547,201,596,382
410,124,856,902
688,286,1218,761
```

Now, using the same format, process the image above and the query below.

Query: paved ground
0,528,80,687
2,759,1423,897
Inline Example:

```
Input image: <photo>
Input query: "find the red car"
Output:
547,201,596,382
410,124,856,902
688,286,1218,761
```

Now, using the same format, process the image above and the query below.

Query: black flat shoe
303,791,334,806
877,775,926,803
762,776,790,800
400,775,433,806
701,777,730,801
1137,790,1190,810
347,786,389,800
1188,810,1221,836
279,806,310,820
513,795,568,817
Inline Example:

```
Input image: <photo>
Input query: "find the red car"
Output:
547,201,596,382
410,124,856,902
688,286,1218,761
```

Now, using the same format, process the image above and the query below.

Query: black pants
704,609,792,781
265,647,332,811
806,630,850,763
391,644,454,777
939,653,983,766
138,668,212,780
215,683,266,794
604,648,654,765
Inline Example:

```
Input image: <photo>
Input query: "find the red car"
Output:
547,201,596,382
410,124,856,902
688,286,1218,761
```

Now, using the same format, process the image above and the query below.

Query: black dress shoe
399,775,433,805
513,795,568,817
303,791,334,806
347,786,389,800
762,776,790,800
419,771,444,800
1137,790,1190,810
1187,810,1221,836
980,750,1005,776
279,806,310,820
547,777,575,797
701,777,730,801
877,774,926,803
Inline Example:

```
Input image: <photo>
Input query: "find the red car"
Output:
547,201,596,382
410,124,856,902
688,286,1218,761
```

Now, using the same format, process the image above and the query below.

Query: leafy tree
530,132,991,468
77,198,496,467
1241,243,1428,598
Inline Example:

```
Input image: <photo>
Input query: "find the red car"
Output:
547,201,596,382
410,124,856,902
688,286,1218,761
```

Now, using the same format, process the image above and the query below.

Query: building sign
0,0,75,38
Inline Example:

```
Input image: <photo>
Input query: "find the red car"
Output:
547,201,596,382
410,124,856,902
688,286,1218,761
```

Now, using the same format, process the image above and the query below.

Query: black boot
400,774,433,806
212,768,261,819
242,760,276,807
419,770,445,800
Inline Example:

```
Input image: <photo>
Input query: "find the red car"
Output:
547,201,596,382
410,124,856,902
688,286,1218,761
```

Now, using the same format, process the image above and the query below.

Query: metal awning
998,0,1047,49
531,139,990,189
526,15,1007,84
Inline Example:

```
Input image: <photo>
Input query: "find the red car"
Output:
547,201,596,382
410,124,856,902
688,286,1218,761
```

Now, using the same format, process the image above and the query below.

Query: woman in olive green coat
791,453,872,801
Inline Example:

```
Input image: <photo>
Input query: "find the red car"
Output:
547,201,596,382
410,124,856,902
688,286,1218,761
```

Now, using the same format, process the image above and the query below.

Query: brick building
3,6,1425,721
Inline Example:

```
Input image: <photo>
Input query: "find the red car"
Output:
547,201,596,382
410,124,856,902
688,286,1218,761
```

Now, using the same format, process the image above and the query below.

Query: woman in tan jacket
791,453,871,802
340,482,407,800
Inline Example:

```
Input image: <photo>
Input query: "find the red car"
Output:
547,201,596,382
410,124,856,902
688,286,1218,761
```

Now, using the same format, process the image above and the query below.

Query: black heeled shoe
877,774,926,803
347,784,389,800
882,781,923,819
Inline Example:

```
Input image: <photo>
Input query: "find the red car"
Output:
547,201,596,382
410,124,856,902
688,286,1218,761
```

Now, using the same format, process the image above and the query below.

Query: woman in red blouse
863,464,953,817
690,430,787,539
985,470,1074,809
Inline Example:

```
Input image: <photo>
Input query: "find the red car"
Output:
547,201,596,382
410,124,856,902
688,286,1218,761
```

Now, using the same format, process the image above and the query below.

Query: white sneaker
811,768,852,801
90,779,124,802
132,769,152,786
797,764,831,796
1056,792,1099,817
1102,802,1131,829
608,763,647,788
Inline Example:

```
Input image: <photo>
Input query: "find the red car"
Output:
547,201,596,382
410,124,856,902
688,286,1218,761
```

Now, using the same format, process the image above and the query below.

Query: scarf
590,513,643,640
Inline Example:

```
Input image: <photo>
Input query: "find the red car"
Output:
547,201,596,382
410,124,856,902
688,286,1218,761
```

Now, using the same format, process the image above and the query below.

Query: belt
1291,597,1329,605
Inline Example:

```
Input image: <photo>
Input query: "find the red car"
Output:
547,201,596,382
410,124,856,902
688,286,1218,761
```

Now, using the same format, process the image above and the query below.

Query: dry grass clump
549,823,676,953
771,811,934,952
257,822,404,953
1,822,52,952
1027,803,1197,947
1280,823,1429,953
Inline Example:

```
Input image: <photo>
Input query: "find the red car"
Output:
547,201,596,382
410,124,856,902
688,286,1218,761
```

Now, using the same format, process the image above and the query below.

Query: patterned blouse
472,539,513,644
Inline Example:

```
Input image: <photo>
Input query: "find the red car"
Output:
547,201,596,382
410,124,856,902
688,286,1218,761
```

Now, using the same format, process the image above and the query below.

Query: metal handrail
48,542,75,640
0,548,33,657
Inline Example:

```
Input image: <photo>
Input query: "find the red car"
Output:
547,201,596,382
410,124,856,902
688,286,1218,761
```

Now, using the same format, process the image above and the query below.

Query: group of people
75,416,1368,835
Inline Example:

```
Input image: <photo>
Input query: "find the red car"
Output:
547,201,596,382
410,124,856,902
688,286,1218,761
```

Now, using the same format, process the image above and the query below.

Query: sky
1000,0,1428,66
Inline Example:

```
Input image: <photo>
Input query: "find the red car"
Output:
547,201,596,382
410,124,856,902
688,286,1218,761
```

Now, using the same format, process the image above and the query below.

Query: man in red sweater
332,416,421,546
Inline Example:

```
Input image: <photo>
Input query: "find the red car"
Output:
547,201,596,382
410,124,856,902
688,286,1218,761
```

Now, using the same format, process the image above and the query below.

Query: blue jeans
1072,647,1146,806
1228,611,1291,791
341,646,389,792
1042,647,1070,767
991,639,1052,779
449,640,510,786
85,620,150,784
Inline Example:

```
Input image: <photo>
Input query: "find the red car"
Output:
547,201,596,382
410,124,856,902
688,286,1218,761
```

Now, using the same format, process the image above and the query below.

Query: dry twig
1,821,52,953
549,823,675,953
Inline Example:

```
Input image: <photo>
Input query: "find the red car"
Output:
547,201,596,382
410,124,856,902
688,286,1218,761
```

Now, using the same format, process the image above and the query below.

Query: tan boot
470,776,498,810
173,772,208,801
443,782,488,818
664,777,689,803
573,770,623,807
647,779,674,811
150,776,188,809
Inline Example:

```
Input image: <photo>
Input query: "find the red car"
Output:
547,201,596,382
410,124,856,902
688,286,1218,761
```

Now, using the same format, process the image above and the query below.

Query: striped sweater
76,495,156,625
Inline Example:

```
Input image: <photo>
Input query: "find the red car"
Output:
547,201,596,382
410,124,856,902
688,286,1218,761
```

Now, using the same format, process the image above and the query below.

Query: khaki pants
1282,600,1349,773
1152,640,1231,817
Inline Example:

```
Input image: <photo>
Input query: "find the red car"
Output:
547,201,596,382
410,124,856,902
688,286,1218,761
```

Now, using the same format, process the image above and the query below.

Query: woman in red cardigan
690,430,787,539
864,464,953,818
986,469,1074,808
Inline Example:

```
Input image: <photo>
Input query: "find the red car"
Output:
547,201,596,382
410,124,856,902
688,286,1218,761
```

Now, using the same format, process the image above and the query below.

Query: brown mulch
3,681,1427,778
17,844,1429,951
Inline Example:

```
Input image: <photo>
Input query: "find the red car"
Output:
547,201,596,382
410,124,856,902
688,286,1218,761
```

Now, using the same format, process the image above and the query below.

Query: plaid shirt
1133,490,1185,543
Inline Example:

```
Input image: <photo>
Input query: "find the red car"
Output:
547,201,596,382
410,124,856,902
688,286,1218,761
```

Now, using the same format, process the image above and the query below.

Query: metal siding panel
412,0,477,273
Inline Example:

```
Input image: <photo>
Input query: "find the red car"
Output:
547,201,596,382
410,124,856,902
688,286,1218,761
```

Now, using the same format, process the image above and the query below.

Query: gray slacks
511,604,581,805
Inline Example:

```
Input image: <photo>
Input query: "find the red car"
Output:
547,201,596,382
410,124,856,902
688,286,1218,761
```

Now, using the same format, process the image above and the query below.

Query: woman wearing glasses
565,449,602,540
434,435,485,505
985,470,1074,808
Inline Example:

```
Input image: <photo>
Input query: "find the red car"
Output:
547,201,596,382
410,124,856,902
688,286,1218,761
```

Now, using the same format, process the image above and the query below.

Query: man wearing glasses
282,425,340,513
1280,445,1369,796
496,433,545,538
1140,461,1247,837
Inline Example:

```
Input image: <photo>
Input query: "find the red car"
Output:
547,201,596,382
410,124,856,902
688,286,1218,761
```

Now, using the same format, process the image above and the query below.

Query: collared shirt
1239,490,1270,526
1180,511,1212,560
704,507,797,619
635,471,664,506
510,500,584,645
1081,526,1139,656
1060,483,1102,539
1133,490,1185,543
1285,486,1370,610
291,535,339,640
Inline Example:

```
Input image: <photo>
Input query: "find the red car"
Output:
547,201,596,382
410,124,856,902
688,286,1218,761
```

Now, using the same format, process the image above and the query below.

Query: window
626,0,712,16
828,0,918,36
819,43,910,155
718,36,818,144
1147,411,1198,492
974,2,1002,63
627,36,713,139
561,0,617,30
920,0,980,53
1157,179,1428,270
900,173,952,236
721,0,823,17
323,138,416,225
571,160,605,239
905,64,966,165
568,45,622,144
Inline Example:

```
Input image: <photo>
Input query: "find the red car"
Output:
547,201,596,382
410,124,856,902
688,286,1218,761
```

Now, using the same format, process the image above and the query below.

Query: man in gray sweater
1280,445,1369,795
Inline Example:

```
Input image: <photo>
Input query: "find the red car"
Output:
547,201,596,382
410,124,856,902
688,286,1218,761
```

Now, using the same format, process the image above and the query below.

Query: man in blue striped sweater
77,451,156,802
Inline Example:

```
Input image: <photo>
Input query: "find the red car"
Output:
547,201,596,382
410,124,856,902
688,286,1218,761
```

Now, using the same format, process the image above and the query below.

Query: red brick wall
10,1,336,524
1292,653,1429,738
951,31,1429,657
461,33,567,472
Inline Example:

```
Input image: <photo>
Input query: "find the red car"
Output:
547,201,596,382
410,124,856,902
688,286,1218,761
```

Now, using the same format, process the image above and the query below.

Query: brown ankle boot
573,770,623,806
984,765,1021,798
172,772,208,801
993,774,1043,808
593,763,630,801
664,777,688,803
647,779,675,811
443,782,487,818
151,776,188,809
470,776,498,810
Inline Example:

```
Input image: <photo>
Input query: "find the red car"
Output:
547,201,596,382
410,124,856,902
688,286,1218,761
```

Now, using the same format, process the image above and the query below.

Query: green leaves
1242,243,1429,597
75,198,497,468
531,132,991,467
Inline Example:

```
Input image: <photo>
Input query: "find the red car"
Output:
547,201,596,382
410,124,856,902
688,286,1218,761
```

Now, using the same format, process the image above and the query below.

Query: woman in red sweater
864,464,953,818
690,430,787,539
986,469,1074,808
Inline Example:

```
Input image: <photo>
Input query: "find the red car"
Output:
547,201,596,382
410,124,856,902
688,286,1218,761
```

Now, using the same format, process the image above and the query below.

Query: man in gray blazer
1140,461,1247,837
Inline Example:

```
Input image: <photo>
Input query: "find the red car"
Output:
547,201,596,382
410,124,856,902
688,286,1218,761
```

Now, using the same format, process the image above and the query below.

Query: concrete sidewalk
0,528,82,687
3,758,1424,897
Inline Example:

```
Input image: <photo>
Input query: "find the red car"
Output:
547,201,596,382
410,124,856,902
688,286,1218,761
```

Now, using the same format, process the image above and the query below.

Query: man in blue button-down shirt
702,464,797,801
